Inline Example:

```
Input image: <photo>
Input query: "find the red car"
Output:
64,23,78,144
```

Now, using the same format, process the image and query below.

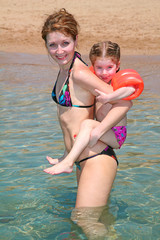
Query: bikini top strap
68,51,88,74
74,51,88,66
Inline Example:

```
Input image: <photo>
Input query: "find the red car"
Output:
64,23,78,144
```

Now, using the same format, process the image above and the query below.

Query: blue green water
0,52,160,239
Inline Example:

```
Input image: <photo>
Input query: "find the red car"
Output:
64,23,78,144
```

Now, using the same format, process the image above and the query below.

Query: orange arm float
111,69,144,100
89,66,144,100
89,65,95,74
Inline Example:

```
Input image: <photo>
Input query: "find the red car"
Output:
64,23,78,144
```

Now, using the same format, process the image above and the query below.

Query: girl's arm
89,100,133,147
74,66,132,134
88,86,134,146
95,86,135,104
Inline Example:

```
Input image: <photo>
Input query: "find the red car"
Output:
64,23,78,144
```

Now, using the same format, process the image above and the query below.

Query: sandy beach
0,2,160,239
0,0,160,55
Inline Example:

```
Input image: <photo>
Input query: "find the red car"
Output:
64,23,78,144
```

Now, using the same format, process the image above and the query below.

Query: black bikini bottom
75,146,118,170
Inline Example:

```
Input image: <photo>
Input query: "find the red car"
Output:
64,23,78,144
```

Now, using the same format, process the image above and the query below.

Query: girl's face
46,31,77,66
93,57,120,84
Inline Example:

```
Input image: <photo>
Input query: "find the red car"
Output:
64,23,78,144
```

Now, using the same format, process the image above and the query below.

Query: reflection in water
71,206,119,240
0,52,160,239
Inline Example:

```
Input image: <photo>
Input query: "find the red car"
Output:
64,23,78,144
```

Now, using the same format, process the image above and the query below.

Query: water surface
0,52,160,239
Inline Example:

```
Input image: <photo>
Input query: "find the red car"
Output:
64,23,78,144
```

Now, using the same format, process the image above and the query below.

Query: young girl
44,41,135,175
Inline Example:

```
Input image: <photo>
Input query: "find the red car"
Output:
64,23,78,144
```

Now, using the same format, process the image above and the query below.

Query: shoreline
1,51,160,95
1,51,160,65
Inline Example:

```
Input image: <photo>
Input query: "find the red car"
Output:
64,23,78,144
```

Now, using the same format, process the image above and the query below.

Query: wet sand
0,0,160,55
0,51,160,95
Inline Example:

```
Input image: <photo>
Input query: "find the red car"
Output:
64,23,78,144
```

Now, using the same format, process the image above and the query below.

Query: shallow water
0,52,160,240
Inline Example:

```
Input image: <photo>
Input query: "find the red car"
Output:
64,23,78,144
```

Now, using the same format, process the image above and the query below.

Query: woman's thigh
75,154,117,208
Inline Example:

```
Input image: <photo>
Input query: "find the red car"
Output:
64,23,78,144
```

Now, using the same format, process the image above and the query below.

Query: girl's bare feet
46,150,68,165
43,160,74,175
46,156,60,165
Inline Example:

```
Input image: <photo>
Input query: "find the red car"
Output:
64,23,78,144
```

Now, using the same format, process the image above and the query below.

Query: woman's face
46,31,77,66
93,57,120,84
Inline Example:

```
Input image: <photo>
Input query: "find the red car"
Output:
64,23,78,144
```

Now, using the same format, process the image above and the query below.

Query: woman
44,41,134,176
41,8,131,231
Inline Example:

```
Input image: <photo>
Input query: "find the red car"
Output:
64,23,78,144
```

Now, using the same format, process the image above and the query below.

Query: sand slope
0,0,160,55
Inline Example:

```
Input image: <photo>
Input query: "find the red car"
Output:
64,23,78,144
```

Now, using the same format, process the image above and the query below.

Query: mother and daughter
44,40,135,175
41,7,134,221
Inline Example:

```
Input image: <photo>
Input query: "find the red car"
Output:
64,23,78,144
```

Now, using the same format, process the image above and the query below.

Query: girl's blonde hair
89,41,120,65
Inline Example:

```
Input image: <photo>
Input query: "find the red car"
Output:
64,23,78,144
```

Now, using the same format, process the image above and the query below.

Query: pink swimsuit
112,126,127,148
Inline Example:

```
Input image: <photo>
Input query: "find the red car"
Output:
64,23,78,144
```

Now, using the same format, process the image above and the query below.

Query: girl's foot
46,156,60,165
43,160,73,175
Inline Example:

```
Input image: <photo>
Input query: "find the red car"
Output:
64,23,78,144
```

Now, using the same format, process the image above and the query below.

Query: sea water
0,52,160,240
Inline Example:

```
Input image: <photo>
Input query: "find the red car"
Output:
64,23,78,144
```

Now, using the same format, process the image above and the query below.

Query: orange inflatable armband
89,66,144,100
112,69,144,100
89,65,95,74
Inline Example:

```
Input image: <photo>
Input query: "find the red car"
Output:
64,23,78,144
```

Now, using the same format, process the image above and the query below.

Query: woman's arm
89,100,133,147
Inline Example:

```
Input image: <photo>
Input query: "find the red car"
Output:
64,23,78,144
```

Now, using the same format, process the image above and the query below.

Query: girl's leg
99,128,120,149
43,119,96,175
46,150,68,165
43,119,119,175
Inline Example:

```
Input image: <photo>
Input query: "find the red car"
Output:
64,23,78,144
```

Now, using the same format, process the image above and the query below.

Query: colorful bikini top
52,51,95,108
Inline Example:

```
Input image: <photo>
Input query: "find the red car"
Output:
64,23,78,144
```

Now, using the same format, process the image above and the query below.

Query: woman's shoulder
72,58,91,82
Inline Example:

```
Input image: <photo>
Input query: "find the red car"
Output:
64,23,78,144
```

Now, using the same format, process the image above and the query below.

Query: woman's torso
52,52,95,153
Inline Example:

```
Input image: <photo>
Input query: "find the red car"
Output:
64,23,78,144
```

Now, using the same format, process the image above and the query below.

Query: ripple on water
0,53,160,239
